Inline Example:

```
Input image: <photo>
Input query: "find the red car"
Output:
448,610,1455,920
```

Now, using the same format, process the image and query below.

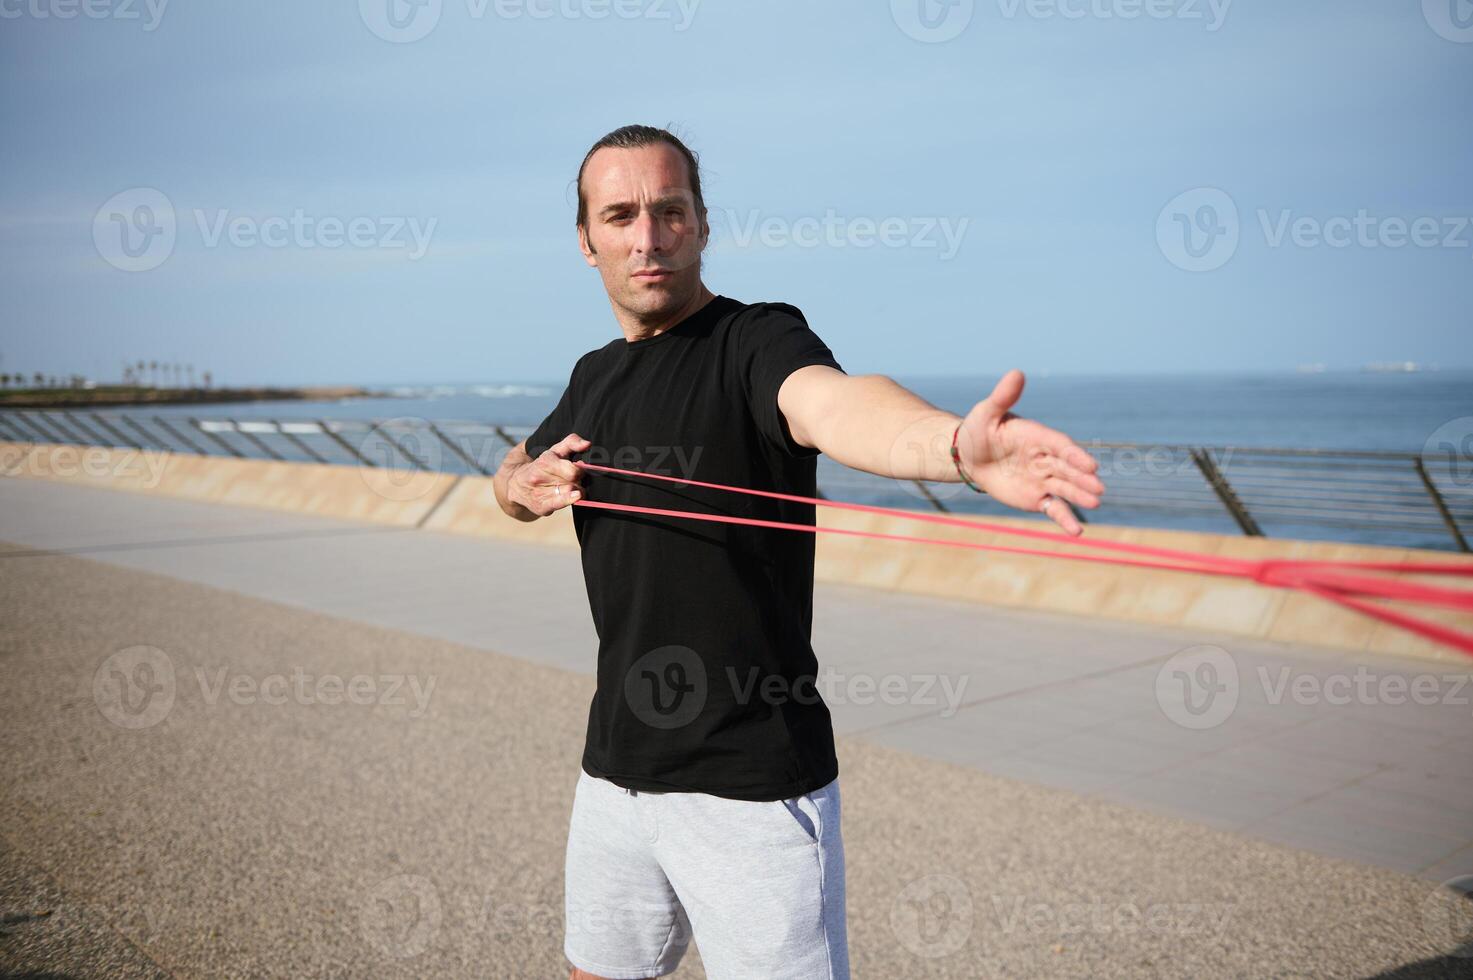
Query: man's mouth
632,269,673,281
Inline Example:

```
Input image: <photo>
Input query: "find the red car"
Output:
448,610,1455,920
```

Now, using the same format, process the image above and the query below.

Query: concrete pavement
2,477,1471,977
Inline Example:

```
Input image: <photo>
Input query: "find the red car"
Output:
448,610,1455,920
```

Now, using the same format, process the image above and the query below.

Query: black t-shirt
525,294,845,801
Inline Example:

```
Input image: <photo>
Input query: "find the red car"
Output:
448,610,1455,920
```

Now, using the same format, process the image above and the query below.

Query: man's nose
633,210,663,254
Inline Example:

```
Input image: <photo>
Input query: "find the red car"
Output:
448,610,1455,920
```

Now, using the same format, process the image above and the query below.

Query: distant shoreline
0,385,384,409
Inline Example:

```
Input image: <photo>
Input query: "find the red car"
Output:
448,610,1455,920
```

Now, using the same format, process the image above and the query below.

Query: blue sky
1,0,1470,386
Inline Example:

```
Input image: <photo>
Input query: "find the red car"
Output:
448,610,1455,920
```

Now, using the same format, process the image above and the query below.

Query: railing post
11,412,67,444
911,480,950,514
1191,447,1262,537
1413,457,1470,553
0,413,34,444
153,415,208,455
232,423,284,461
319,419,375,467
271,420,329,465
65,410,118,447
190,417,245,458
90,412,143,450
46,411,100,446
427,421,489,475
366,419,428,471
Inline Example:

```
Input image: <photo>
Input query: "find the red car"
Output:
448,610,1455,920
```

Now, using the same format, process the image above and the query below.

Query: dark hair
574,124,706,232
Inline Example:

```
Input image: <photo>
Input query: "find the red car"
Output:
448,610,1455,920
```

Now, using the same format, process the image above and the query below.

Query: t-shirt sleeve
738,302,846,458
524,357,581,458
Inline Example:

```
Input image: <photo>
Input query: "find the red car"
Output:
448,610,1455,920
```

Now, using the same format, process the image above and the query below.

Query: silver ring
1040,495,1055,513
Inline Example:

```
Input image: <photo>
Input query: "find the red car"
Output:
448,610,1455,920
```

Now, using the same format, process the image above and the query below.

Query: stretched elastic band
570,459,1473,657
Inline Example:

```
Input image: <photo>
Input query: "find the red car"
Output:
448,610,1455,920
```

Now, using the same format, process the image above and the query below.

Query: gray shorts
563,769,848,979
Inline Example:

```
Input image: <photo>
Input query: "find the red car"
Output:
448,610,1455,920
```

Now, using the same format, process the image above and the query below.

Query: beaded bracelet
950,421,986,494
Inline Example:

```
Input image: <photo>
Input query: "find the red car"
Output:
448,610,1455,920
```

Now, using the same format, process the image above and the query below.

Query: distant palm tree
136,360,146,387
203,370,213,389
149,360,158,386
187,363,196,388
32,372,43,388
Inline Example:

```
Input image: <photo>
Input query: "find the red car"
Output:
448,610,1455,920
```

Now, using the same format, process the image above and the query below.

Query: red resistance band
571,460,1473,659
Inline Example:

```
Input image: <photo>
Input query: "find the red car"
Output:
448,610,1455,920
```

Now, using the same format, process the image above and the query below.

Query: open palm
956,369,1106,535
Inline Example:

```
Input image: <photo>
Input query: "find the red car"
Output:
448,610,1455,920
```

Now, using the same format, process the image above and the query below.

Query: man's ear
578,224,597,267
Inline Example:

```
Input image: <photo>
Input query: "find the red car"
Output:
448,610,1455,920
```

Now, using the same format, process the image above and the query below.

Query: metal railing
2,410,1470,553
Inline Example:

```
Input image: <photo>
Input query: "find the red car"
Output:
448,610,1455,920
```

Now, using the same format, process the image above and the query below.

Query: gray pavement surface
2,476,1473,977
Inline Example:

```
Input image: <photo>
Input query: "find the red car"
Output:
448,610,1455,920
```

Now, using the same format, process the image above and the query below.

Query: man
492,125,1105,980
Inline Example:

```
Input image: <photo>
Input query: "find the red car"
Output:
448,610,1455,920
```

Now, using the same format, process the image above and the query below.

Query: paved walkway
2,477,1471,977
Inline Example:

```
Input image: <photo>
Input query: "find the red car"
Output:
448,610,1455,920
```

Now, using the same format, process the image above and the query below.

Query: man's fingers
1042,475,1100,512
533,481,581,515
536,451,584,486
1040,488,1085,536
548,432,592,458
1043,453,1106,499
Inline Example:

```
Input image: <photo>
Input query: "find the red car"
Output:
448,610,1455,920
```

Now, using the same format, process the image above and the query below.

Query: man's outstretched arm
777,365,1105,535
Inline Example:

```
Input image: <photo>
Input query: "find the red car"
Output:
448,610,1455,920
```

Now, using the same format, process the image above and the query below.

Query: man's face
578,143,708,322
